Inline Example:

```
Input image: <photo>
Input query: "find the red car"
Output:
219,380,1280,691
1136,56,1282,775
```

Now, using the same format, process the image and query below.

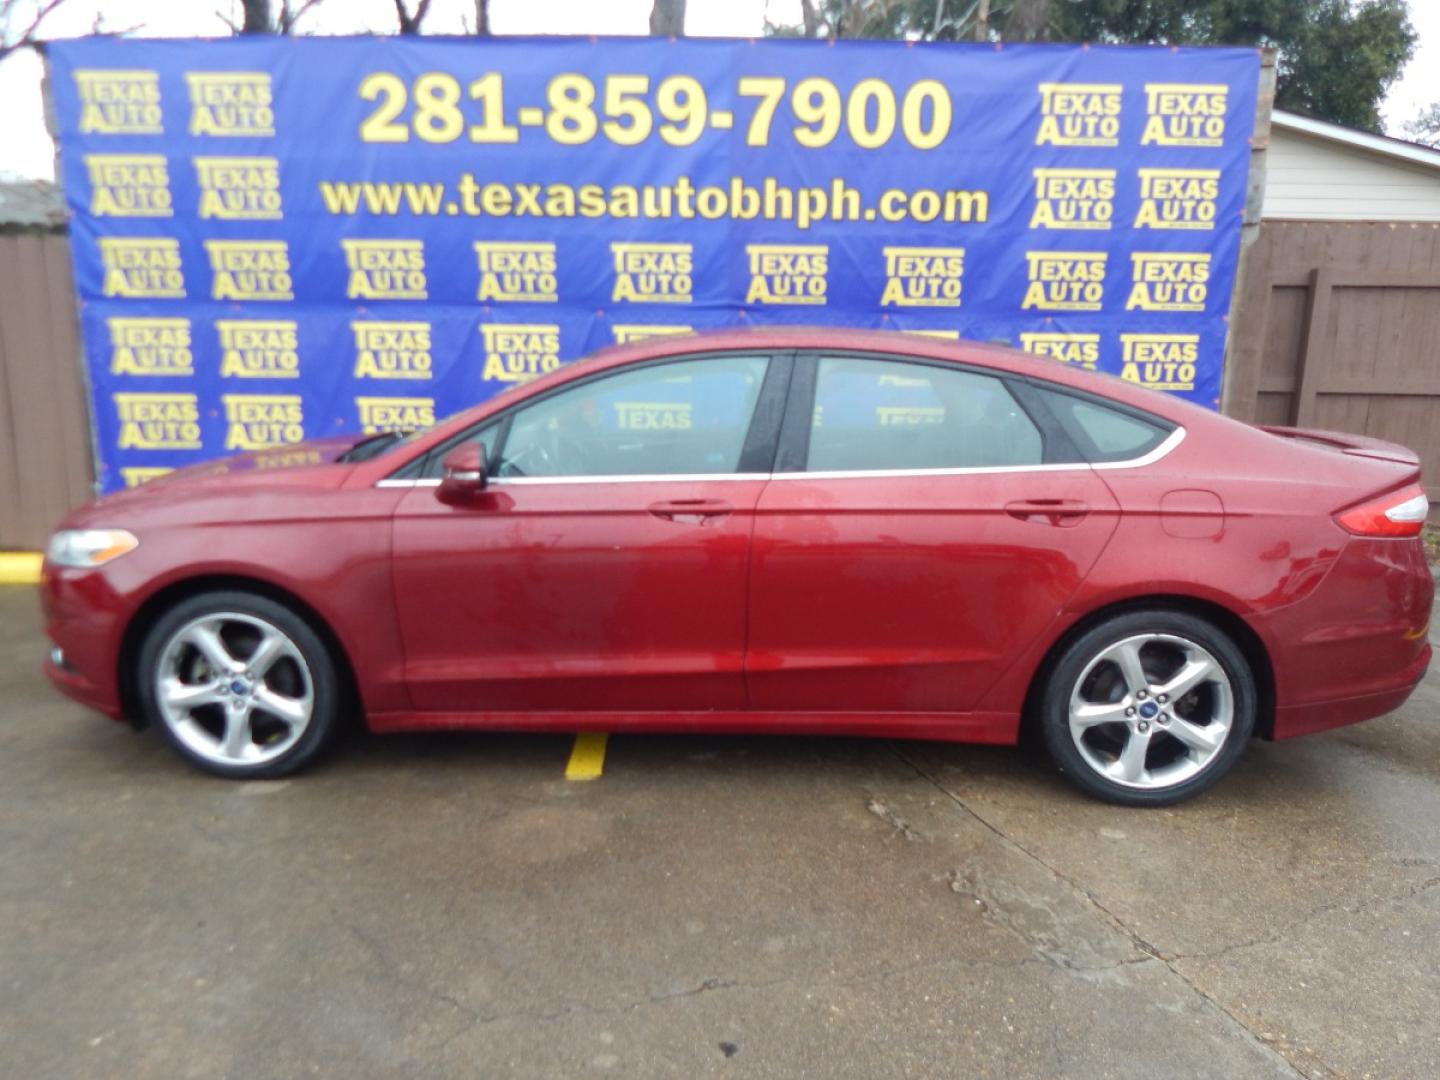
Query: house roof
1272,111,1440,173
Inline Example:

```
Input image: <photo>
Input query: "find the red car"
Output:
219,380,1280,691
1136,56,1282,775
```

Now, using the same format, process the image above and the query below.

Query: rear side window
806,356,1043,472
1038,389,1172,463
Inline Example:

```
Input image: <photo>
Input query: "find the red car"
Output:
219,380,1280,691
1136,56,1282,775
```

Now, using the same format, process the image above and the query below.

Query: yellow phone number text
358,72,953,151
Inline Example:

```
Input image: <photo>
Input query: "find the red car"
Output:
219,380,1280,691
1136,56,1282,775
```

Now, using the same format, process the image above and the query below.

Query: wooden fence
0,231,95,551
1224,220,1440,508
6,218,1440,550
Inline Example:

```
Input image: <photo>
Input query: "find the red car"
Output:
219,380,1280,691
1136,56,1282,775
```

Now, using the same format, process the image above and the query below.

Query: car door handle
1005,498,1090,527
648,498,735,524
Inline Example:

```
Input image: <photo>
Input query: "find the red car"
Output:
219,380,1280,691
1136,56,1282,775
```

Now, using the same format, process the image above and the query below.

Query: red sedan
40,329,1432,805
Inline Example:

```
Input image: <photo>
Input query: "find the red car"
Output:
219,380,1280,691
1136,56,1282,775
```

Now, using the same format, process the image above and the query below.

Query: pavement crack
436,956,1062,1040
454,976,776,1029
337,912,482,1026
640,976,740,1004
866,795,924,841
890,746,1166,960
1168,874,1440,965
938,865,1164,973
891,744,1311,1079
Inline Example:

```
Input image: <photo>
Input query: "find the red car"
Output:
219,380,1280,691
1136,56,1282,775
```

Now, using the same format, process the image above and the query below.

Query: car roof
357,326,1225,482
578,326,1217,426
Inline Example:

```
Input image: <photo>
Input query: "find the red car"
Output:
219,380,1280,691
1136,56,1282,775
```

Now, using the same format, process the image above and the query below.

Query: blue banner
47,36,1258,492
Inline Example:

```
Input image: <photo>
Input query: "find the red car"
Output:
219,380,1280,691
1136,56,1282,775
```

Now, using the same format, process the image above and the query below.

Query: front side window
413,421,501,480
806,356,1043,472
495,355,770,478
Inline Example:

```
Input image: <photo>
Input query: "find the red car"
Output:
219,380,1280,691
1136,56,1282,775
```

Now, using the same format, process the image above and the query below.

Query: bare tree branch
649,0,684,36
240,0,273,33
279,0,326,34
93,15,143,38
799,0,820,37
0,0,70,60
1005,0,1050,41
838,0,897,39
2,0,145,58
393,0,431,35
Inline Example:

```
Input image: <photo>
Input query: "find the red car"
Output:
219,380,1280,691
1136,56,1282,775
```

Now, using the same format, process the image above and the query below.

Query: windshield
354,380,543,461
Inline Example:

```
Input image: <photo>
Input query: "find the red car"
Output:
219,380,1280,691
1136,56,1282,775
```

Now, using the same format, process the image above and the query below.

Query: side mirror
437,442,488,505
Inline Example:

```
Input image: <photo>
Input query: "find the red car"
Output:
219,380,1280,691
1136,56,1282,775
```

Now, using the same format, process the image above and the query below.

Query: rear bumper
1272,641,1429,739
1264,535,1433,739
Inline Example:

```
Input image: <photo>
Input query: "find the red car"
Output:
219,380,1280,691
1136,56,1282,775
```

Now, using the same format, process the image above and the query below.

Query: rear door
745,352,1120,714
391,351,788,713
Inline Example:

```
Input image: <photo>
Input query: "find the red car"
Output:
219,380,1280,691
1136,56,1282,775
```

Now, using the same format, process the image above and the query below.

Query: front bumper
44,651,122,719
40,565,126,721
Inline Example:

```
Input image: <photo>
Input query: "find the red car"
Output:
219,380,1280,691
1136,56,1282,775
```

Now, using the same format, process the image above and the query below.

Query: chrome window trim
498,473,771,485
379,473,770,488
772,425,1185,482
373,427,1184,487
772,462,1087,482
1091,425,1186,470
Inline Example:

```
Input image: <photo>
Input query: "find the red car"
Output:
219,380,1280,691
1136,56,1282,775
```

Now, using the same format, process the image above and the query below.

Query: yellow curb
0,552,42,585
565,732,609,781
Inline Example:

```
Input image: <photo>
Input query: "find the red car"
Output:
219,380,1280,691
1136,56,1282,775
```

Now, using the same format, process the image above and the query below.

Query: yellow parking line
0,553,42,585
565,732,609,781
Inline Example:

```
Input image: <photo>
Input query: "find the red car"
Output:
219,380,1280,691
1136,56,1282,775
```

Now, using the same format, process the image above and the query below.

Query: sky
0,0,1436,180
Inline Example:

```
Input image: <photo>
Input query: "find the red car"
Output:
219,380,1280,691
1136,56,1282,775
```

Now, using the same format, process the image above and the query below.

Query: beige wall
1264,127,1440,222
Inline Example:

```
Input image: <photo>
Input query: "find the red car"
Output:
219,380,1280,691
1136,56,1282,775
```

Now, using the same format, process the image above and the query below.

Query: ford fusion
41,329,1432,806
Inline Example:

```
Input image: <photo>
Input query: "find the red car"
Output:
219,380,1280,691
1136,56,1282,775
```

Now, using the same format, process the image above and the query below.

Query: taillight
1335,484,1430,537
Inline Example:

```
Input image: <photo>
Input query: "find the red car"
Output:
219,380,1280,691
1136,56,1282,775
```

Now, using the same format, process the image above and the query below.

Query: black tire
1037,609,1256,807
136,590,343,779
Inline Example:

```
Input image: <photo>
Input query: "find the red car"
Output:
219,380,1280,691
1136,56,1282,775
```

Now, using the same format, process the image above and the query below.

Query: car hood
62,436,368,530
153,434,368,484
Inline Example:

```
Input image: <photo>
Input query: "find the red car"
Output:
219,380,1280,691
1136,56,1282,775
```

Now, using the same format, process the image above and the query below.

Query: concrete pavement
2,585,1436,1078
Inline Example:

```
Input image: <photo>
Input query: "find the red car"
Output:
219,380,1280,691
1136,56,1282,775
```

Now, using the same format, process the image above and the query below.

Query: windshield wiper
337,431,406,463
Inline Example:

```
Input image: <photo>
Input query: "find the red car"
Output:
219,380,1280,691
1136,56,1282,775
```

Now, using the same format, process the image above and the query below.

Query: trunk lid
1255,424,1424,513
1258,425,1420,468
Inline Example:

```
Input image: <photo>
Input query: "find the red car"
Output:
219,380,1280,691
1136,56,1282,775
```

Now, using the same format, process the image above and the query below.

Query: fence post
1291,267,1332,428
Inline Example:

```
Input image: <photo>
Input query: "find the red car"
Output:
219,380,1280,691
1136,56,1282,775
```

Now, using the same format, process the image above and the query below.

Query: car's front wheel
136,591,342,778
1038,610,1257,806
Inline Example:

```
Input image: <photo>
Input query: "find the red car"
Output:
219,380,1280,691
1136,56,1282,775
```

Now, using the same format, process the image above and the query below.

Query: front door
746,353,1120,713
391,352,783,713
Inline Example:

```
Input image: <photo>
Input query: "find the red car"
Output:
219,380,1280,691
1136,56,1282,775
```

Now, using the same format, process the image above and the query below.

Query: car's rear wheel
137,591,342,779
1038,610,1256,807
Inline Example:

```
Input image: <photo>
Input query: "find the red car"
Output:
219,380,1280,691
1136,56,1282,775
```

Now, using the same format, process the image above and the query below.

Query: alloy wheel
1067,633,1234,790
153,611,315,768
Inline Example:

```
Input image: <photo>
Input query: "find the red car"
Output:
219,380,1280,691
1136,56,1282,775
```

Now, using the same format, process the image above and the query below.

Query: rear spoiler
1257,425,1420,468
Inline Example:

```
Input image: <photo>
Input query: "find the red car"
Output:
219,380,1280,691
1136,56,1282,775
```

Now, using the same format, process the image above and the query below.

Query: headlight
45,529,139,569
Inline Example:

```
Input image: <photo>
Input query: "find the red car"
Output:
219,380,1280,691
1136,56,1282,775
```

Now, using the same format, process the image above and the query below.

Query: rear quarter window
1036,389,1173,464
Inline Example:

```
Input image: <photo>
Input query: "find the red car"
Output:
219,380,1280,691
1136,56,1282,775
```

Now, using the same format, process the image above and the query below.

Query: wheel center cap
229,679,251,697
1138,701,1159,719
